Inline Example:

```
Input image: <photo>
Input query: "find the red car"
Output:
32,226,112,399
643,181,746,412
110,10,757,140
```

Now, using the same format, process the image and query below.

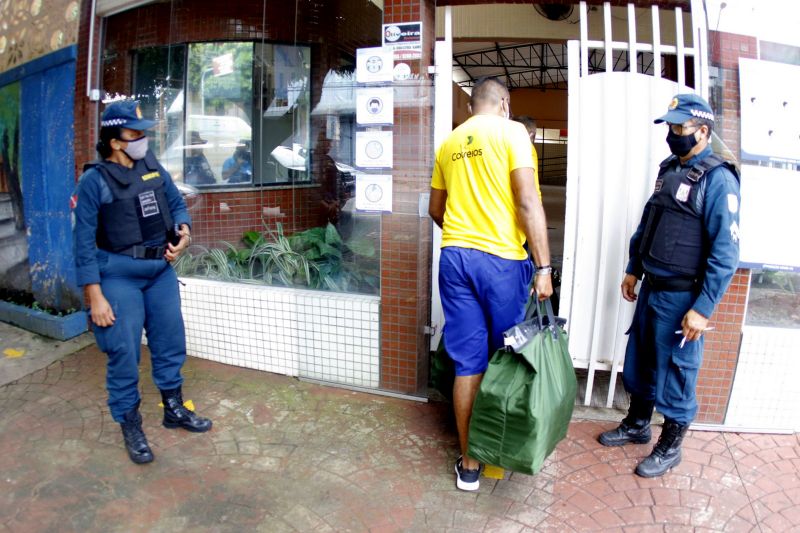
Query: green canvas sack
467,298,577,475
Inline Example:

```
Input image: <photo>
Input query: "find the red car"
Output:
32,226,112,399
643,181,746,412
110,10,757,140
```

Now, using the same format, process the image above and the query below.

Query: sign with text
382,22,422,60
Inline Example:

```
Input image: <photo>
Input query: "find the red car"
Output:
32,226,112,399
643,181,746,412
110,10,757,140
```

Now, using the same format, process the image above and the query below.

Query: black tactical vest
85,152,174,253
638,153,739,278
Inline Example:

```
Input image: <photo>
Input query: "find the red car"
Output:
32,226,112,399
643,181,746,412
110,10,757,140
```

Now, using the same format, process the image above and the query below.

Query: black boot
635,419,688,478
598,396,654,447
120,402,154,464
161,386,212,433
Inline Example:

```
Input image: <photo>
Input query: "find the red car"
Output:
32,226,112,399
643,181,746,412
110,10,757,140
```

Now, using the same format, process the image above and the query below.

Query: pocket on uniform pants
664,341,701,406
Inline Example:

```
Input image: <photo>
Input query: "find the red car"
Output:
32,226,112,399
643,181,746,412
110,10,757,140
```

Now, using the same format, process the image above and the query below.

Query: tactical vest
85,152,174,253
638,153,739,278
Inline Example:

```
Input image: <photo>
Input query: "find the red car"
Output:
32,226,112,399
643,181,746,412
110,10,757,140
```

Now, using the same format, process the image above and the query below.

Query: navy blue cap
653,93,714,124
100,100,157,130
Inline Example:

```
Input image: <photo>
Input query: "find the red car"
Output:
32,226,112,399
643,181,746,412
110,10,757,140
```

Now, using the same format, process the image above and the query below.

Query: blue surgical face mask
123,135,148,161
666,129,698,157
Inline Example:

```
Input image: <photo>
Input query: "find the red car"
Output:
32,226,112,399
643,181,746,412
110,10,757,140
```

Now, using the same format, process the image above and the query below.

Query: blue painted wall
0,46,80,310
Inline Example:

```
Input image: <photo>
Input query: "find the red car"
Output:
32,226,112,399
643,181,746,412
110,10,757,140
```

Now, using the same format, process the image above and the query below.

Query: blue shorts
439,247,532,376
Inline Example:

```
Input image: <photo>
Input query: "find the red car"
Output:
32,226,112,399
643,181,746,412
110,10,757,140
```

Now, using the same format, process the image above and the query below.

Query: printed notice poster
356,87,394,125
355,130,393,169
356,174,393,212
382,22,422,60
356,47,393,84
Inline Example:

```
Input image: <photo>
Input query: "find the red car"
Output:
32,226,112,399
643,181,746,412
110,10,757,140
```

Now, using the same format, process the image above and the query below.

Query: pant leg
143,262,186,391
93,253,146,422
439,248,490,376
622,282,657,401
472,251,532,354
649,290,701,425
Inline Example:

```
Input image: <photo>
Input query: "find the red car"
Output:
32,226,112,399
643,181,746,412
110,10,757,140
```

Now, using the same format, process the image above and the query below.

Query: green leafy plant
174,223,379,295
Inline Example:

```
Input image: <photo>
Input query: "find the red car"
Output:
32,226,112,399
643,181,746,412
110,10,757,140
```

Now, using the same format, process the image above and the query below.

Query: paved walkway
0,337,799,532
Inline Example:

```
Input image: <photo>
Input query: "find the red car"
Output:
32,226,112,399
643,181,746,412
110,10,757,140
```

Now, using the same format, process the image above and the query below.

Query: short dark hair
690,117,713,137
470,77,508,109
96,126,122,158
513,115,537,135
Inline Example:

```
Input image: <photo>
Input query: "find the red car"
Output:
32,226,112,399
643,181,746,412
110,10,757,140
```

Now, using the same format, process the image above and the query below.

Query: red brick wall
693,30,757,424
379,0,436,394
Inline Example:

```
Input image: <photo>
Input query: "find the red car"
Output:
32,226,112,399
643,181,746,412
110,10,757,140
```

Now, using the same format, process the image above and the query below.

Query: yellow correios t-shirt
431,114,534,260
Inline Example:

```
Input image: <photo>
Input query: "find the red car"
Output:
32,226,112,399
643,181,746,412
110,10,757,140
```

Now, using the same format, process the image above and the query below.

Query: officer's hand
165,225,191,261
680,309,709,342
89,292,115,328
531,273,553,301
621,274,639,302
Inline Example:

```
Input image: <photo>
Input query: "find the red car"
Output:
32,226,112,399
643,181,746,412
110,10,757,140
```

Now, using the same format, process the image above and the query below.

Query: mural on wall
0,0,80,73
0,81,30,293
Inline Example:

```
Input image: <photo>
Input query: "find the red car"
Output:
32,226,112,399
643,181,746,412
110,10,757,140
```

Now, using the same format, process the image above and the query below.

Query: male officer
512,115,542,201
598,94,740,478
73,101,213,464
429,77,552,491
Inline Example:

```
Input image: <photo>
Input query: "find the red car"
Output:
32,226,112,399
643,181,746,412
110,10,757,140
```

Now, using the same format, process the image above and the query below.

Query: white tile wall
725,325,800,431
178,278,381,388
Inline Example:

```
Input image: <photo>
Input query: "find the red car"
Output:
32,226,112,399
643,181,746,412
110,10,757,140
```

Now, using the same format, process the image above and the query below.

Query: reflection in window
184,42,254,186
255,44,311,184
132,43,379,295
746,270,800,329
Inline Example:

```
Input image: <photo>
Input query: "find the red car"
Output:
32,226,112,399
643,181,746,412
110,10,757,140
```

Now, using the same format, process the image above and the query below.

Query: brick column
694,30,757,424
379,0,436,395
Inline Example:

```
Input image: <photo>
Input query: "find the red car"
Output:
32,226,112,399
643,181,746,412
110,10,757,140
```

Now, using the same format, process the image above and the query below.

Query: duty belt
644,272,699,292
117,244,167,260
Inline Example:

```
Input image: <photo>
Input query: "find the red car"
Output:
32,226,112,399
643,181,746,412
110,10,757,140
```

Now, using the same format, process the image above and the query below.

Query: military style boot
635,419,688,478
161,386,213,433
598,396,655,447
120,401,154,464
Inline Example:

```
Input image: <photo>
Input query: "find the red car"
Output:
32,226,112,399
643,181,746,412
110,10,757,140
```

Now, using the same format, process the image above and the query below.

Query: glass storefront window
746,270,800,329
130,41,378,296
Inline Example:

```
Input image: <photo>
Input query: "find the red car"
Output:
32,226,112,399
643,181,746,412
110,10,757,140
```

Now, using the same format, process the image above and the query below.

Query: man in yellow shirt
513,115,542,201
429,78,553,491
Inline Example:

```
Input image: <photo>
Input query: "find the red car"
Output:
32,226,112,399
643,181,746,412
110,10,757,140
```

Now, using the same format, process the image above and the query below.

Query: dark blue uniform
74,153,191,422
623,146,740,425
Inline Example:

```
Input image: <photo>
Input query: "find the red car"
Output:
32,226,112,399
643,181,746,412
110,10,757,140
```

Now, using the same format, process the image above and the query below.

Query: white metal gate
561,0,709,407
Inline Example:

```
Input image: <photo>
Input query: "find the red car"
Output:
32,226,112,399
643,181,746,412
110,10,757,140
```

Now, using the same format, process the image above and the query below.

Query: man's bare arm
511,167,553,299
428,187,447,229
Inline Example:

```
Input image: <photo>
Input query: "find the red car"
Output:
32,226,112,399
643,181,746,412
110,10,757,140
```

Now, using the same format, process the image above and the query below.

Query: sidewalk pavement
1,322,798,533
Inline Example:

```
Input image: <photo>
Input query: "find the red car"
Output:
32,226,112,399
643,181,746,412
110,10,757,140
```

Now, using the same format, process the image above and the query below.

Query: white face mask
123,136,148,161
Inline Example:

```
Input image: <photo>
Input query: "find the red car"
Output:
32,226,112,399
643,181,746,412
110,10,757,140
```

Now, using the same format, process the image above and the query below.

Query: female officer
73,100,212,464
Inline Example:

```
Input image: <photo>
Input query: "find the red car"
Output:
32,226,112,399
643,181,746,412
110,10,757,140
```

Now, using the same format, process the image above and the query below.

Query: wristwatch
535,265,552,276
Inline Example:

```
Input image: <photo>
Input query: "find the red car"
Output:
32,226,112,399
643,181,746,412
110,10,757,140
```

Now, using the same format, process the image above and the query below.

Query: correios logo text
384,25,402,42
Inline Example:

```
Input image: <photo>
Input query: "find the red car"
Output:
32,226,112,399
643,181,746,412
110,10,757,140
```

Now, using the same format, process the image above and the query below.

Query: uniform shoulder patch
727,194,738,213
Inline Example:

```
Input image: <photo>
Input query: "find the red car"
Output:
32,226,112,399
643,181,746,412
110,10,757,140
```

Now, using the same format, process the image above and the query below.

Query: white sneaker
454,456,482,491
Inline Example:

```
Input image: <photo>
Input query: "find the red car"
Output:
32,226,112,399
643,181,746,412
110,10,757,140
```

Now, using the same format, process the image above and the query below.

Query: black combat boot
120,402,154,464
598,396,655,447
161,386,212,433
635,419,688,478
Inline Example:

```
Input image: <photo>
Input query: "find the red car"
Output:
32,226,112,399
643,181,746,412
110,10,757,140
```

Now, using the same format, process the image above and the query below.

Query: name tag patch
675,183,691,202
141,171,160,181
139,190,160,218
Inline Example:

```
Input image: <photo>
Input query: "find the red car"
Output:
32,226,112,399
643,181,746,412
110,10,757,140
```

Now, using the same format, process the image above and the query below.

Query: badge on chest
139,190,160,217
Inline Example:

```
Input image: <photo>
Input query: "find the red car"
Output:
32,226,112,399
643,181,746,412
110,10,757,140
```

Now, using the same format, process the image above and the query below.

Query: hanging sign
356,87,394,125
382,22,422,60
355,130,393,169
356,47,394,84
355,174,393,213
